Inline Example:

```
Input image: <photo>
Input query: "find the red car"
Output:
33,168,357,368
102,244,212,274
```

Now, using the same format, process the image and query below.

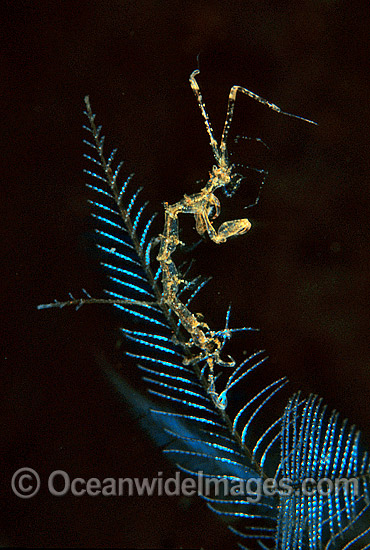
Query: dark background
2,1,370,548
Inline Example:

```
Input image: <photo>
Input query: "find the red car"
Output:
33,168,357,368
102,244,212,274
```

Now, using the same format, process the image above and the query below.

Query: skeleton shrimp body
157,69,316,375
157,162,251,367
